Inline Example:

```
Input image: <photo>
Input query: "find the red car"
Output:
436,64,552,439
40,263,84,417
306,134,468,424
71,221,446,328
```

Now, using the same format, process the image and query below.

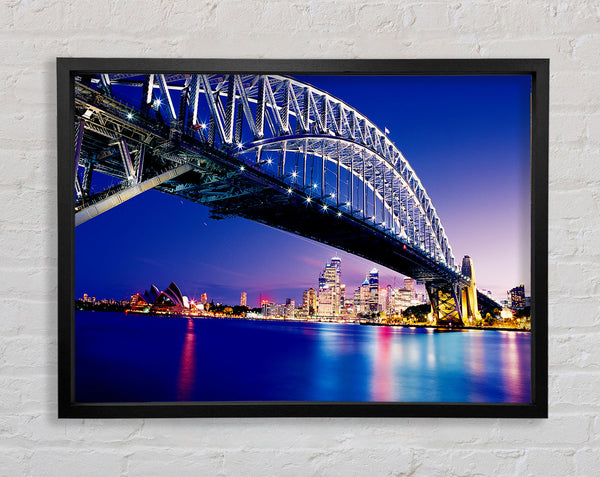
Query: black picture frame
58,58,548,418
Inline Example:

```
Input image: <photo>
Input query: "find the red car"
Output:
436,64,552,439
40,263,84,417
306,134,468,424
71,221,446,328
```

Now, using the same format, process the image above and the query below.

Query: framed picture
58,59,548,418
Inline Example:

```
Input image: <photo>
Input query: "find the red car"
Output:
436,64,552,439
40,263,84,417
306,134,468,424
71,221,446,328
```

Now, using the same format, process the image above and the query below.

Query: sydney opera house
129,282,191,315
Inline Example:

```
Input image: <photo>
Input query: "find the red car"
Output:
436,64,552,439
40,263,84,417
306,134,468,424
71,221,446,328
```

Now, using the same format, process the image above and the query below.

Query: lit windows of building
262,301,276,317
368,268,379,312
240,291,247,307
359,279,370,313
318,284,334,316
200,293,208,305
404,278,415,296
353,288,361,313
385,284,394,315
285,298,295,318
303,288,317,316
318,257,342,316
509,283,526,310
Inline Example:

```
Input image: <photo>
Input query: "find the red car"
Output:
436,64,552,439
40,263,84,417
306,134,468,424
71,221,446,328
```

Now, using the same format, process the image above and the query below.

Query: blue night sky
76,74,531,306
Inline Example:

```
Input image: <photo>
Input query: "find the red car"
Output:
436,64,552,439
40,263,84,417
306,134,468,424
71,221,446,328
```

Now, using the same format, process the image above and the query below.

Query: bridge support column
460,255,482,325
75,164,193,226
426,281,464,327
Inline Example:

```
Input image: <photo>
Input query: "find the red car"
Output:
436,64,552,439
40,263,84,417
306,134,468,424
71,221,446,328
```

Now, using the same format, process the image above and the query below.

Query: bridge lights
306,197,312,203
200,123,207,129
127,112,133,120
267,158,272,165
292,171,297,178
240,166,245,171
313,183,317,189
330,193,335,199
236,143,243,150
287,188,293,194
337,211,342,217
322,204,328,211
153,98,161,110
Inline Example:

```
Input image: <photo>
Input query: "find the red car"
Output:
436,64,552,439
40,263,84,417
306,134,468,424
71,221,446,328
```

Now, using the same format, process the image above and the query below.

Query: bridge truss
73,73,488,326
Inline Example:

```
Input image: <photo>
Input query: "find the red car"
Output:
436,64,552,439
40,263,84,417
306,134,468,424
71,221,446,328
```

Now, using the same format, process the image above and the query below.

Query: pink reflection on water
502,331,523,401
176,318,197,401
371,326,393,401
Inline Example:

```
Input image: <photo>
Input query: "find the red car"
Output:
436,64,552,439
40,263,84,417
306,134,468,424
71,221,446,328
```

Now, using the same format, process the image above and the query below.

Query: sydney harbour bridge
72,73,498,326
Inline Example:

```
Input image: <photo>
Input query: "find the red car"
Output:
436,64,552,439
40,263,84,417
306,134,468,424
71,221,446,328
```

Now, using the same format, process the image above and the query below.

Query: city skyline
75,74,531,305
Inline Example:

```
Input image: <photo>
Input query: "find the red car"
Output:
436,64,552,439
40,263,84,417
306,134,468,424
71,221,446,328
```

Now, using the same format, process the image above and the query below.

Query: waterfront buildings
200,292,208,305
261,300,276,317
240,291,247,307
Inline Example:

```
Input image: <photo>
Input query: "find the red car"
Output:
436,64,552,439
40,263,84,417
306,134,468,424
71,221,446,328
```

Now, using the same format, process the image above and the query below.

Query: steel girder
178,74,457,270
73,73,461,276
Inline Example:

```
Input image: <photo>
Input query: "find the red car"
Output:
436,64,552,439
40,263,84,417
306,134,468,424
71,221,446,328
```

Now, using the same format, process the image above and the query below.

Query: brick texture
1,0,599,475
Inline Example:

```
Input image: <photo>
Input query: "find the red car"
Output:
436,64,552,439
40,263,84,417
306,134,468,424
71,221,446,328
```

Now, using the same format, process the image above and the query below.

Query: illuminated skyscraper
318,257,342,316
368,268,379,312
385,284,394,314
200,293,208,305
358,279,370,314
240,291,247,307
303,288,317,316
379,286,388,312
353,289,361,313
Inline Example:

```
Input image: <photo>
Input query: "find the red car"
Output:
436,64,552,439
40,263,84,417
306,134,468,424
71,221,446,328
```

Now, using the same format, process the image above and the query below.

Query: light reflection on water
75,312,531,403
176,318,196,401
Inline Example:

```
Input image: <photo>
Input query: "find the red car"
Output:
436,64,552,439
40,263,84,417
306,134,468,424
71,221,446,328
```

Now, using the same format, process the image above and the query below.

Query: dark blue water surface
75,311,531,403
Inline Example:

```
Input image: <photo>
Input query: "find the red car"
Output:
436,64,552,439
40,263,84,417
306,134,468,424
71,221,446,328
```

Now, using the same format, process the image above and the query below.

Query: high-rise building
358,279,370,314
303,288,317,316
368,268,379,312
379,286,388,312
385,284,394,314
200,293,208,305
509,284,526,310
240,291,247,307
262,300,276,317
318,257,342,316
394,288,413,311
285,298,295,318
340,284,346,311
404,278,415,296
353,288,361,313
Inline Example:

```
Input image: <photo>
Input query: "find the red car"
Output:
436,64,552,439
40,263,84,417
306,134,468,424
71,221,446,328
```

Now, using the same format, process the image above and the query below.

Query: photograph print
64,60,543,416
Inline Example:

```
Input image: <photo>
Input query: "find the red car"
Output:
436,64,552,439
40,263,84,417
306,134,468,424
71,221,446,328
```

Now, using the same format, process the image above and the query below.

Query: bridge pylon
460,255,481,326
426,255,481,327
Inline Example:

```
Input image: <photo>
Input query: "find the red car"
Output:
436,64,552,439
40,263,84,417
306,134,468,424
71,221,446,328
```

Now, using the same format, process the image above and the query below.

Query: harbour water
75,311,531,403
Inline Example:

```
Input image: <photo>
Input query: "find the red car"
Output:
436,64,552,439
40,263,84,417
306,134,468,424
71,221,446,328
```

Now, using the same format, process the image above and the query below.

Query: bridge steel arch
73,73,487,326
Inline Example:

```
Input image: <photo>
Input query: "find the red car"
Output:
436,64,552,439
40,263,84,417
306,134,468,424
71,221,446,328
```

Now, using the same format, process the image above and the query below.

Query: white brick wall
1,1,598,475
